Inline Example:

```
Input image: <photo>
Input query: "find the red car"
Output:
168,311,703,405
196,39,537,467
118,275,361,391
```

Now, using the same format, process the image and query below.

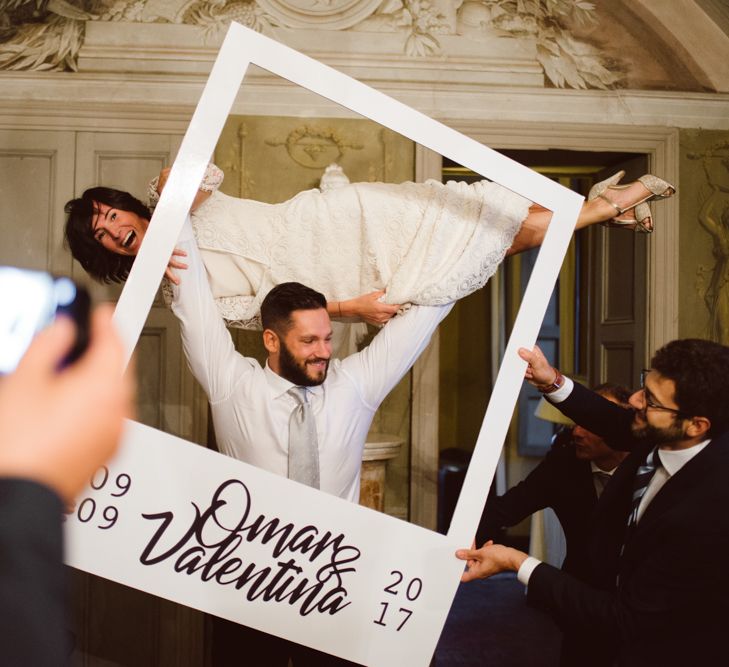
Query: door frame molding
410,123,679,529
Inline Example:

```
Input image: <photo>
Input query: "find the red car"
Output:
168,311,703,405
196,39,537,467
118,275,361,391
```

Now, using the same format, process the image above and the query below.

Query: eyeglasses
639,369,692,419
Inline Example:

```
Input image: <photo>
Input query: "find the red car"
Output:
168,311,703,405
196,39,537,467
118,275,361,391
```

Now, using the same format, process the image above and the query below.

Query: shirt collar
263,361,325,400
657,439,710,477
590,462,618,475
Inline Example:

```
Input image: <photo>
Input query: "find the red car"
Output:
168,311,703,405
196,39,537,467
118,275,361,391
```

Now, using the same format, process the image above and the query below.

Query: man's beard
631,415,686,445
278,339,329,387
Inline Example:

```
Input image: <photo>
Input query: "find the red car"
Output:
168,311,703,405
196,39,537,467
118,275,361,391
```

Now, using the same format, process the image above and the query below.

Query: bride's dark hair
64,188,151,283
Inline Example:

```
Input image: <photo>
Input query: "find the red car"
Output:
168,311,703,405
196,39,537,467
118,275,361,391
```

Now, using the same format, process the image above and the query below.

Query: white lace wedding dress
152,164,530,330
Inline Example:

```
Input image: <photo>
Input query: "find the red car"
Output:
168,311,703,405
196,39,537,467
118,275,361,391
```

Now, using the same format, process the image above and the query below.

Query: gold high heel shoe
601,202,653,234
589,172,674,233
588,171,625,201
590,173,675,217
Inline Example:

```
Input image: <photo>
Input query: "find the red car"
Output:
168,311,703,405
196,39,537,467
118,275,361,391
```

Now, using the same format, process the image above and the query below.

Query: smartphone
0,267,90,375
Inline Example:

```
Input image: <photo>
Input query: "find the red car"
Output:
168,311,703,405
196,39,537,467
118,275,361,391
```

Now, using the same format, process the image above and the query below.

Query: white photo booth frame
65,23,582,666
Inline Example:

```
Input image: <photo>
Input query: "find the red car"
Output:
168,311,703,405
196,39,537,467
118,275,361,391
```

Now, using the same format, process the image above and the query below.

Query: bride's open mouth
123,230,136,249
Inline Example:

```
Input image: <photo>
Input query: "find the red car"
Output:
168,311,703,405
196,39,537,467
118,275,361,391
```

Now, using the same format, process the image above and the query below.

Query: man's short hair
651,338,729,436
593,382,631,407
260,282,327,334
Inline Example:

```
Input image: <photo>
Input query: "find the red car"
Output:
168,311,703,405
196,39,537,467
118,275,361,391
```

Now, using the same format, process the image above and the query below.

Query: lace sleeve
146,163,224,209
199,163,224,192
147,175,161,210
214,295,262,330
162,281,262,331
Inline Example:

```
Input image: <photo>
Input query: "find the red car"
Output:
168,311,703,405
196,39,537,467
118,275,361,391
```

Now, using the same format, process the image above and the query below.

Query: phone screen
0,267,89,374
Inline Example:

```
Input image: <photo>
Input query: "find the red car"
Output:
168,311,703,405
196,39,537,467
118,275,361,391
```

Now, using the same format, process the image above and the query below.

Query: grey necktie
593,471,612,499
287,387,320,489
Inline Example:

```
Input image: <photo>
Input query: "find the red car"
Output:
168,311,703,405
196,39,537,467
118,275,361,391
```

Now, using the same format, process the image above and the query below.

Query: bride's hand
164,248,188,285
348,290,401,325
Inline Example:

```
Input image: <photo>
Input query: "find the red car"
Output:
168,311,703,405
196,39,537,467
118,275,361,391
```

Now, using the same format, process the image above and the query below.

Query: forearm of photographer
0,305,133,664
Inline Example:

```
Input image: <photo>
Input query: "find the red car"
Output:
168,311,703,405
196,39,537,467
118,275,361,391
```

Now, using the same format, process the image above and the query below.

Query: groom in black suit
457,338,729,667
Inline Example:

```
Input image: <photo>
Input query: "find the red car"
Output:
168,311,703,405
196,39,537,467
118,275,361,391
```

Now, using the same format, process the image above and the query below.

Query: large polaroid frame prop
65,23,582,666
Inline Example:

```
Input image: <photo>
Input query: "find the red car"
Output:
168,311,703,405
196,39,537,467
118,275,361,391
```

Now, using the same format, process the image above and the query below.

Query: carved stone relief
265,125,365,169
256,0,382,29
453,0,622,89
213,114,413,202
688,143,729,344
0,0,632,90
4,1,726,96
679,129,729,343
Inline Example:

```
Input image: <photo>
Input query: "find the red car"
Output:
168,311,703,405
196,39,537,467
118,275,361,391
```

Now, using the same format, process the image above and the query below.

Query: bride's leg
506,180,655,256
506,205,555,256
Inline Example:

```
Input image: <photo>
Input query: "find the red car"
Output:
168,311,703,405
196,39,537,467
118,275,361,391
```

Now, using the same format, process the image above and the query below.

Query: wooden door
588,156,649,389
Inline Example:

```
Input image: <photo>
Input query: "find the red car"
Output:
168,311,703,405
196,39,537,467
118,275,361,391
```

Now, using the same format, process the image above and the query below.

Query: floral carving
183,1,277,36
0,0,279,71
0,0,623,90
98,0,148,22
0,13,83,70
457,0,623,89
373,0,449,57
265,126,364,169
0,0,92,71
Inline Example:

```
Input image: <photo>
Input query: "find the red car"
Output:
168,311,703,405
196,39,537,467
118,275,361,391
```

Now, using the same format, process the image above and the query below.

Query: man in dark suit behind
478,384,630,666
457,338,729,667
478,383,630,582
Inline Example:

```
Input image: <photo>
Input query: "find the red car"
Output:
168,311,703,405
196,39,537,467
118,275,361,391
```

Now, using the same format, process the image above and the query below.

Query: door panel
590,155,648,388
0,130,75,274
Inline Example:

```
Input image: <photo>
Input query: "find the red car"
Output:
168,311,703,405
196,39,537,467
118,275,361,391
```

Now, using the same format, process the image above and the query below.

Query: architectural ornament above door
255,0,383,30
1,0,727,94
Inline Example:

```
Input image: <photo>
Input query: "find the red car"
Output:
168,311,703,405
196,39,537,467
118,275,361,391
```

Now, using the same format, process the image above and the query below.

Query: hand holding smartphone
0,267,132,503
0,266,90,374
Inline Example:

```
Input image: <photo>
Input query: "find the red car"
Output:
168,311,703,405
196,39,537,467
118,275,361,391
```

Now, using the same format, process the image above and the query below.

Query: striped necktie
626,447,662,530
620,446,662,568
615,446,661,585
287,387,320,489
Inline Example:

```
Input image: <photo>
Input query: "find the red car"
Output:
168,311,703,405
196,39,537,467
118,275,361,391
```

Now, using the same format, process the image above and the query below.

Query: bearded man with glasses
456,338,729,667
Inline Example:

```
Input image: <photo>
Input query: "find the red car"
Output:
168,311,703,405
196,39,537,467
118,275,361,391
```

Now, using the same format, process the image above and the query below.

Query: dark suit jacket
527,382,729,667
479,444,599,582
0,478,69,665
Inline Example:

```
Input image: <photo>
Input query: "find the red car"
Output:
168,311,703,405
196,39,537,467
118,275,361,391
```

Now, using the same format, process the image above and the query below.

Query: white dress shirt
172,217,453,503
635,439,709,523
518,376,710,585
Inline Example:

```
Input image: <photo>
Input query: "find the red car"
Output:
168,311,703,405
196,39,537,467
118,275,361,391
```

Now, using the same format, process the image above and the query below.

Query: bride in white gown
155,163,529,329
65,162,674,330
